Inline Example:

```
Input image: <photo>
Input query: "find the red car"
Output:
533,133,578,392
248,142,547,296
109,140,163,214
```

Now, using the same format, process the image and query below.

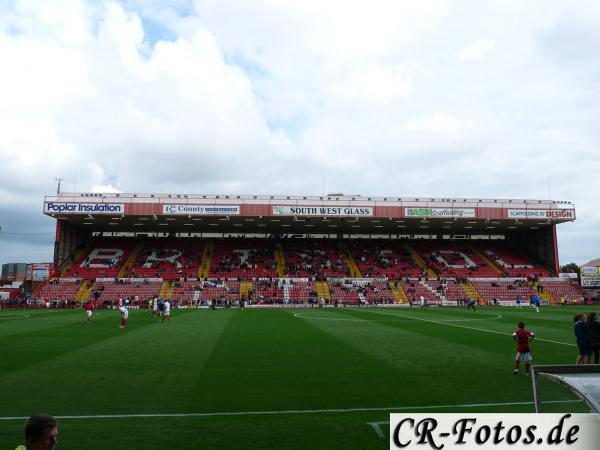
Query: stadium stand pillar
402,243,436,278
461,281,485,306
275,243,286,278
75,280,95,302
118,241,145,278
467,244,504,275
159,280,174,300
199,241,214,278
315,281,332,302
390,281,408,303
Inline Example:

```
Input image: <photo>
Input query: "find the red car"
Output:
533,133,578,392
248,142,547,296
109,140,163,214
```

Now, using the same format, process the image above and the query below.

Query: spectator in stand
574,313,590,364
586,312,600,364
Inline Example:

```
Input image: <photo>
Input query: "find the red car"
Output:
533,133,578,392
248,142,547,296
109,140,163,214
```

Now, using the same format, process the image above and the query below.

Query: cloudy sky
0,0,598,267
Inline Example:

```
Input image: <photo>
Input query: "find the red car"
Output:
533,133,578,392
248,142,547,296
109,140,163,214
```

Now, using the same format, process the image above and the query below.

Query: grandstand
29,192,585,306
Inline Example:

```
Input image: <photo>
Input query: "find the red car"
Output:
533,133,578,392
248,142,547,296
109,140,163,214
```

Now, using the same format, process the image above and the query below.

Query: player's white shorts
515,352,532,362
86,310,92,318
164,311,170,316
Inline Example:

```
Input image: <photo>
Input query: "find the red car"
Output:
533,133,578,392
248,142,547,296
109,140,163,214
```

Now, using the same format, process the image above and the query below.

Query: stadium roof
43,192,576,236
583,258,600,267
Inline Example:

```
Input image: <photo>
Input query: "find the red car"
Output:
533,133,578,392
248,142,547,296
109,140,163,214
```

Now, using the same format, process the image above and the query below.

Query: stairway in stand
275,243,286,278
75,280,95,302
315,281,332,302
461,281,485,306
403,243,436,278
159,280,174,300
240,281,254,300
198,241,214,278
389,281,408,303
118,241,145,278
338,242,362,278
467,244,504,275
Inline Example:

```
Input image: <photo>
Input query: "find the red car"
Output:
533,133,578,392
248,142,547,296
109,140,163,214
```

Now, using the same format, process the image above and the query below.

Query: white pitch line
0,314,30,320
351,309,576,347
294,312,368,322
0,400,582,421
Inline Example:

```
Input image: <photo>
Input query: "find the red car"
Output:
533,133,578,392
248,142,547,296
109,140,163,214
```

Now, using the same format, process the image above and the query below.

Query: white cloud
0,0,599,266
457,40,496,62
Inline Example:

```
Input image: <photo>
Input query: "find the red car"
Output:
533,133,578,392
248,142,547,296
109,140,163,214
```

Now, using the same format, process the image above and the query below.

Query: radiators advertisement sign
162,204,241,215
508,209,575,220
404,207,475,218
581,266,600,288
272,205,373,216
44,202,125,214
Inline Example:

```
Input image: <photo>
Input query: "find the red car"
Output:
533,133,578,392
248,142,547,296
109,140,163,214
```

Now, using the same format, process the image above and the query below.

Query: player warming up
161,300,171,322
84,301,94,324
119,305,129,329
466,299,477,311
513,321,535,375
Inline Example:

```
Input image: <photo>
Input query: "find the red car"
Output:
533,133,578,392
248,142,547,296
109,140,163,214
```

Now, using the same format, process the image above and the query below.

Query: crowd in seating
282,239,349,279
349,241,422,278
474,242,549,278
127,240,203,279
210,239,277,279
413,242,499,278
17,237,593,308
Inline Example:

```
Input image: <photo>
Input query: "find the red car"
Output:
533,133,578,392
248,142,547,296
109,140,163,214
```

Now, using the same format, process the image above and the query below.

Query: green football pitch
0,305,595,449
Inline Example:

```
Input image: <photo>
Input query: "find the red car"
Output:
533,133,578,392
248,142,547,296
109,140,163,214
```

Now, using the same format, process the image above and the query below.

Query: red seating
400,280,443,304
198,280,240,303
64,240,135,279
210,239,277,279
474,242,549,278
33,279,81,301
349,241,422,278
282,239,349,278
538,279,585,303
471,279,535,303
128,240,203,279
92,280,161,302
286,280,317,303
413,242,499,278
254,279,284,303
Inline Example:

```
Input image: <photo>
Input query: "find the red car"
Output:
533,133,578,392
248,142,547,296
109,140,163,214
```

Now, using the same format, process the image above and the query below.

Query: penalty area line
0,400,581,421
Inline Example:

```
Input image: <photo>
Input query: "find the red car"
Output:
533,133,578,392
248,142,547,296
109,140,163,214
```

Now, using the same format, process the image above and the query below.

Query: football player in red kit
513,321,535,375
84,301,94,324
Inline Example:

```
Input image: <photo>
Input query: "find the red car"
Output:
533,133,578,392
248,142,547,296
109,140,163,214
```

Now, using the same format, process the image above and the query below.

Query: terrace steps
240,281,254,300
468,244,504,275
339,243,362,278
403,243,436,278
315,281,332,301
390,281,409,303
531,282,556,305
118,241,145,278
159,280,174,300
60,244,91,277
461,281,485,306
75,280,95,302
199,241,214,278
275,243,286,278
